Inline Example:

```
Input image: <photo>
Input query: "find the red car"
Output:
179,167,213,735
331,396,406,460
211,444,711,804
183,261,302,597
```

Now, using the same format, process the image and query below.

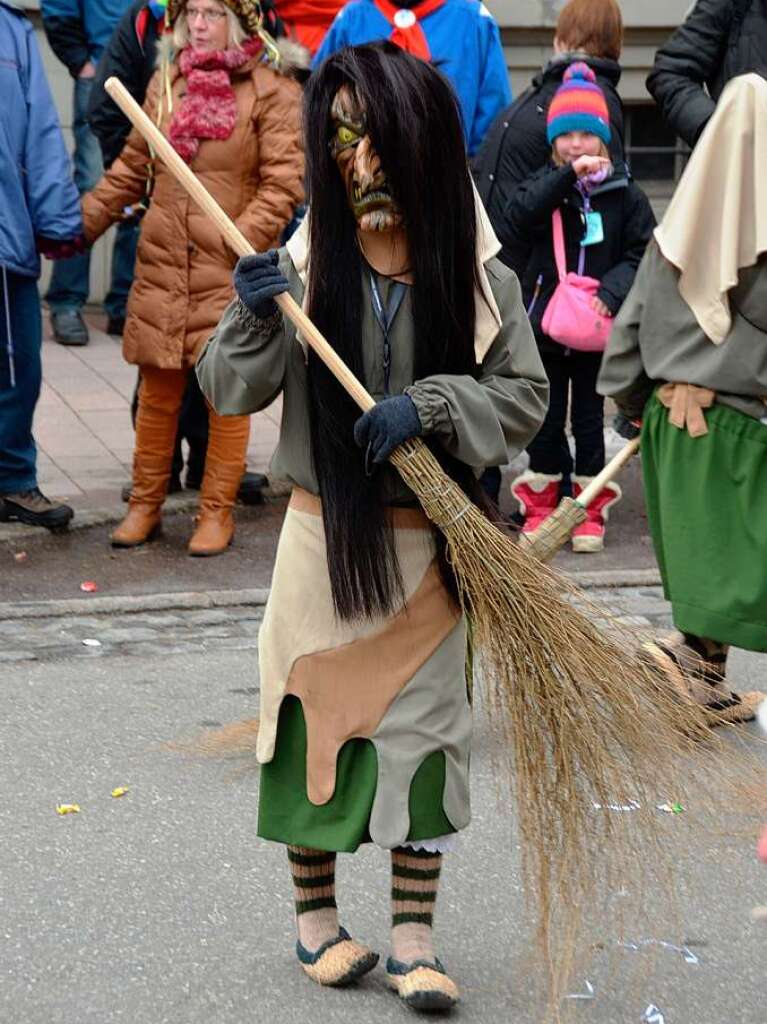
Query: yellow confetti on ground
111,787,129,798
56,804,80,815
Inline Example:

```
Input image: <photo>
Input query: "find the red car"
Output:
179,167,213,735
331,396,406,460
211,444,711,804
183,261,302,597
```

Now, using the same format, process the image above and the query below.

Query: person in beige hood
598,73,767,724
82,0,304,555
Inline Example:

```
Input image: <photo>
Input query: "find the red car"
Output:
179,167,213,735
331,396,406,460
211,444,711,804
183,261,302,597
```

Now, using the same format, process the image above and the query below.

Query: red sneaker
571,477,621,553
509,472,562,534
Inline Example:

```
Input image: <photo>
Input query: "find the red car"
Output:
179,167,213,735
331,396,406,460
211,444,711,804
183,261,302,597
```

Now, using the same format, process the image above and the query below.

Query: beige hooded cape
654,73,767,345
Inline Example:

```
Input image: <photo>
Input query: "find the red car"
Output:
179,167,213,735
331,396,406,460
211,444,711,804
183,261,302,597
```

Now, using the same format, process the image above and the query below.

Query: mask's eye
336,125,359,146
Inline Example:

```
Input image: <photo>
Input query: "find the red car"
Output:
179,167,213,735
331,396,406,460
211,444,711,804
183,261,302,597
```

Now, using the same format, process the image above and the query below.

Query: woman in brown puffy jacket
83,0,304,555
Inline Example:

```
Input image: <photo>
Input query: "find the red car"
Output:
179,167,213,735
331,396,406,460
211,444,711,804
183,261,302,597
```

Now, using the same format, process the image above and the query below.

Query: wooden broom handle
576,435,640,507
104,76,375,413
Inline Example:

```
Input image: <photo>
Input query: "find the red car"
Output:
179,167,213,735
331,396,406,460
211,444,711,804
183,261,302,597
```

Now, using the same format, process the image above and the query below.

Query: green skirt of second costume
642,393,767,651
258,697,454,852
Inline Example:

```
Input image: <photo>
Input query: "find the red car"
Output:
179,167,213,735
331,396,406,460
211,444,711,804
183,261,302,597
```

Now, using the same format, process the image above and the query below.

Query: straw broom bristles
521,495,587,563
390,436,747,1016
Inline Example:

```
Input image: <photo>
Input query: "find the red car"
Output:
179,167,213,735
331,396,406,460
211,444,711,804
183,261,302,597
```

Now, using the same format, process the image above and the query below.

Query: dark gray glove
353,394,422,465
234,250,289,319
613,411,642,440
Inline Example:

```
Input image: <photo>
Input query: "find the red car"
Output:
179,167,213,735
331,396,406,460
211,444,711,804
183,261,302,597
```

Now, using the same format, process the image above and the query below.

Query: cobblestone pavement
0,587,672,665
0,605,264,664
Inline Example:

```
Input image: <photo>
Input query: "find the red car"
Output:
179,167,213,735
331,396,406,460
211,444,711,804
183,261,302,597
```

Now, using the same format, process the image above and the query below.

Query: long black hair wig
304,42,484,621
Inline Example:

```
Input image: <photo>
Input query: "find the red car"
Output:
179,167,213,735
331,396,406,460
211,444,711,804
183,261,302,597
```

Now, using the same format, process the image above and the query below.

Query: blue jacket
41,0,132,76
313,0,511,156
0,1,82,278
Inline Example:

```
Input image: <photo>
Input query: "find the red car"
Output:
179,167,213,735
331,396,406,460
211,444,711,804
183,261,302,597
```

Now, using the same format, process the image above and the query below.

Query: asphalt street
2,589,766,1024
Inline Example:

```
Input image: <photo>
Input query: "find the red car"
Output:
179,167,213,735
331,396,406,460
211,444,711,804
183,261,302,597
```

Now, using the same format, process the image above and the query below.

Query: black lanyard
369,271,406,396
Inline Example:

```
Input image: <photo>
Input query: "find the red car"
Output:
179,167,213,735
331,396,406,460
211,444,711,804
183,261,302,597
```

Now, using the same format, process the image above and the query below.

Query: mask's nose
353,137,377,195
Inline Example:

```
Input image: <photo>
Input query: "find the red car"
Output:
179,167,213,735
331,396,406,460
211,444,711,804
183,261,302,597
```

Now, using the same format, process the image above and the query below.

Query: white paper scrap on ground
593,799,641,811
620,939,700,964
565,980,595,1000
641,1004,666,1023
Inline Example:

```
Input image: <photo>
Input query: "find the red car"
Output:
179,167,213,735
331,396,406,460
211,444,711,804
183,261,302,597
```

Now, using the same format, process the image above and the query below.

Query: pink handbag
541,208,613,352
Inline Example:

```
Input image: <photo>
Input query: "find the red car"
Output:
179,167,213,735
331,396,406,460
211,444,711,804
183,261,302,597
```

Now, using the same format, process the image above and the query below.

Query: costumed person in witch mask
599,72,767,727
197,42,548,1010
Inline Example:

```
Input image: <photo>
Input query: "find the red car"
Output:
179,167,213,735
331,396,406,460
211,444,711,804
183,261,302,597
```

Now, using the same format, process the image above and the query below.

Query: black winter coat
87,0,163,168
473,54,625,276
647,0,767,148
505,162,656,355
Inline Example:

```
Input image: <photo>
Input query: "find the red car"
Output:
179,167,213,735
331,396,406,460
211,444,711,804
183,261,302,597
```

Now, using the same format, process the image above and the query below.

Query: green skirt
258,697,454,852
642,394,767,651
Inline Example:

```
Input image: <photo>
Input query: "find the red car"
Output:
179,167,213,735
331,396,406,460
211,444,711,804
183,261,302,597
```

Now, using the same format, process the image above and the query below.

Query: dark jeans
527,347,605,478
0,270,42,493
45,77,139,319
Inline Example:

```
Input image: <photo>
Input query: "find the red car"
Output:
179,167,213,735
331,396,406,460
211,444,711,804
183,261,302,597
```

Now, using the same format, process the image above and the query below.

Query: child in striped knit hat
506,61,655,552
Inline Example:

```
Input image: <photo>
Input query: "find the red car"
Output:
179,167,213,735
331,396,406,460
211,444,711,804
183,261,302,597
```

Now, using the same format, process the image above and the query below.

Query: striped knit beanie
546,62,611,146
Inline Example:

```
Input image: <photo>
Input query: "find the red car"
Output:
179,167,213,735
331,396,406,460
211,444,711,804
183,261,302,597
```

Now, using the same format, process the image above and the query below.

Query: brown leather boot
188,411,249,557
111,446,168,548
111,502,163,548
188,507,234,556
111,368,185,549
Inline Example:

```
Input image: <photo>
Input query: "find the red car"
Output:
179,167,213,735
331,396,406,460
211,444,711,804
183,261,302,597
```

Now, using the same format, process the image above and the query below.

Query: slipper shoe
386,956,459,1011
297,927,379,987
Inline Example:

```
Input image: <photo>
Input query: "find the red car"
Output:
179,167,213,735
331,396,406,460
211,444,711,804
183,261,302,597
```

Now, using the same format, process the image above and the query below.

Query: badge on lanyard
581,210,604,247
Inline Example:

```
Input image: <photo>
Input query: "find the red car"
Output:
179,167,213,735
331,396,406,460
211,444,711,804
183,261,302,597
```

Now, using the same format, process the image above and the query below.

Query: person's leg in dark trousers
526,348,572,477
0,269,72,527
0,270,41,493
569,351,605,477
511,347,571,530
104,218,140,329
45,79,101,327
178,372,210,488
569,351,618,552
479,466,502,503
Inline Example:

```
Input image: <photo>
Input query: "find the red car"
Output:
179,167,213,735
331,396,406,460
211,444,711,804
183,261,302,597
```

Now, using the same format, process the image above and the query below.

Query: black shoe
238,471,267,505
51,309,89,346
121,474,182,502
0,487,74,530
106,316,125,337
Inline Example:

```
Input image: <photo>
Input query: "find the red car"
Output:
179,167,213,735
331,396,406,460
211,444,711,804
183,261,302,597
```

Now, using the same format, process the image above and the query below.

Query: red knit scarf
169,37,262,163
372,0,446,61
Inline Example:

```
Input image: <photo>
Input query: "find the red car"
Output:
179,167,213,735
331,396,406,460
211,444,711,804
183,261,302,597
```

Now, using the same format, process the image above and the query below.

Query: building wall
24,0,691,302
488,0,692,99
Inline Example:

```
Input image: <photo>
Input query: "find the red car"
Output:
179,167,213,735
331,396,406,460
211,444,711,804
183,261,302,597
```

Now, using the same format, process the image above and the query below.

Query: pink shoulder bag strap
551,207,586,276
551,207,567,282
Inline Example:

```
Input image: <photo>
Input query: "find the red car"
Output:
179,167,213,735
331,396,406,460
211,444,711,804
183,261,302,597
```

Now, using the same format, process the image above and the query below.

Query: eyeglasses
186,5,227,23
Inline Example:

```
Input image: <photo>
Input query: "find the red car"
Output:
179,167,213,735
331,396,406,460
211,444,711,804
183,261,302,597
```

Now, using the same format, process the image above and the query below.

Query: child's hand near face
572,155,612,179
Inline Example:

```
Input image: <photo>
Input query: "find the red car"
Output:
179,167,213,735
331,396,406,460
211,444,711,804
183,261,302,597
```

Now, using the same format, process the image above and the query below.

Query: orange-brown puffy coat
82,54,304,369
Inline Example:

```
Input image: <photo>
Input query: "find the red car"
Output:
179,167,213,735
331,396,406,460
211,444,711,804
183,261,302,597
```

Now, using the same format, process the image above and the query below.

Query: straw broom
106,77,747,1014
523,436,641,562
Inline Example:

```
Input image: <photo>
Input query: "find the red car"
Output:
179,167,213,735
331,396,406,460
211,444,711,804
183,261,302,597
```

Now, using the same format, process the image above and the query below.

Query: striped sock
288,846,339,954
391,847,442,964
683,633,730,686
